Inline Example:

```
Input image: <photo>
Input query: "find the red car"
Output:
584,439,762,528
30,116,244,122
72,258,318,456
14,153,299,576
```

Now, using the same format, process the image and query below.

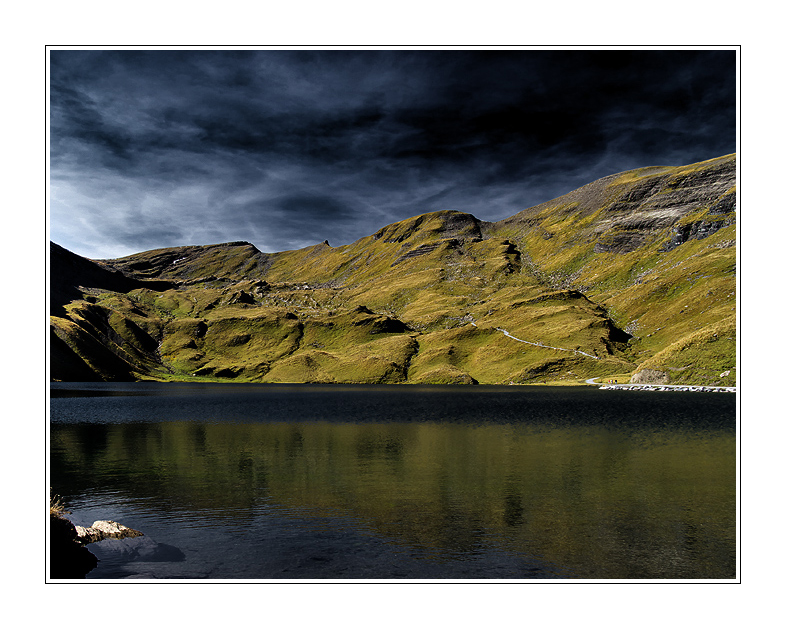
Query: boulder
630,368,670,384
74,520,144,544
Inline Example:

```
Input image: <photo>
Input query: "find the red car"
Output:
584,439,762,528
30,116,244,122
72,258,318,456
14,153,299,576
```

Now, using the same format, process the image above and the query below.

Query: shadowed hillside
50,154,736,385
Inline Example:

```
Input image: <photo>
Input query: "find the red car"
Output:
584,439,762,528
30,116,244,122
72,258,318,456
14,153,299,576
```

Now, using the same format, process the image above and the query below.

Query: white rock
75,520,143,543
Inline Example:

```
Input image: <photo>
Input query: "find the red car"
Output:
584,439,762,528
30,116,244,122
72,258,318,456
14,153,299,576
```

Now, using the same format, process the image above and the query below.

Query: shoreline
597,383,736,393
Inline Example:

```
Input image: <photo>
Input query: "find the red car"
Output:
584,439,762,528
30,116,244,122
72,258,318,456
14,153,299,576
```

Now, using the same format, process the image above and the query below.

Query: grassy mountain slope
50,154,736,385
487,153,736,384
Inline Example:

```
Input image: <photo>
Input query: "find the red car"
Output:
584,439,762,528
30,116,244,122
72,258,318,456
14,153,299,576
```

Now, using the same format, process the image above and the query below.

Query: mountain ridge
50,153,736,386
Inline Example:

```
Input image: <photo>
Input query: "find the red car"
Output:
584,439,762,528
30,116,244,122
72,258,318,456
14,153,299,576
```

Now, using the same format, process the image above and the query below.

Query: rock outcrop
630,369,670,385
50,516,143,579
74,520,144,544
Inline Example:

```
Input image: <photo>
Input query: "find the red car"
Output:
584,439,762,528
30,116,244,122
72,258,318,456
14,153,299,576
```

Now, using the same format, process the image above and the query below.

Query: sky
48,48,737,259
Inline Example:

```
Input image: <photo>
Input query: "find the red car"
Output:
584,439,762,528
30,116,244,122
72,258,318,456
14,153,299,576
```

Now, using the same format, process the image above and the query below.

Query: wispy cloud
49,49,737,259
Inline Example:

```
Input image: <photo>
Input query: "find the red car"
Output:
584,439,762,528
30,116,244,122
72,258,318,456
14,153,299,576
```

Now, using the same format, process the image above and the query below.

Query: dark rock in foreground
50,516,144,579
49,514,98,579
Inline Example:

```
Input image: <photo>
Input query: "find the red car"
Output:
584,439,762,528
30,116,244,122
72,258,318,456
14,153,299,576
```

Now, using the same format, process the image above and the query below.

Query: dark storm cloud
49,48,737,259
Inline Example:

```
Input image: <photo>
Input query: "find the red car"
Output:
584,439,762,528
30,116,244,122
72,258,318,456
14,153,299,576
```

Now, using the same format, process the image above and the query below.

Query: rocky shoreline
598,384,736,393
50,514,143,579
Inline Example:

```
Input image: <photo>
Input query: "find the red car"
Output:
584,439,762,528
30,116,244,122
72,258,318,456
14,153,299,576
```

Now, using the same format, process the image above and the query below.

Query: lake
49,383,737,580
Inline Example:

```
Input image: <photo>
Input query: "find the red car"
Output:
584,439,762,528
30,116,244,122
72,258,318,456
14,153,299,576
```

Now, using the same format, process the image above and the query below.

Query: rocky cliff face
50,154,736,386
493,154,735,257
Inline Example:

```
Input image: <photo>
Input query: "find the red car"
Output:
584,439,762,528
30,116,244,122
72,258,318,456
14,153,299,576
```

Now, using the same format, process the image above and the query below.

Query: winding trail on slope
470,322,600,360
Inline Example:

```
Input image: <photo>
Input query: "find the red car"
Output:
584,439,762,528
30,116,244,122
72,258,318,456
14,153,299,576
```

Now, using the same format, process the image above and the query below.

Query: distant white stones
598,384,735,393
720,370,731,378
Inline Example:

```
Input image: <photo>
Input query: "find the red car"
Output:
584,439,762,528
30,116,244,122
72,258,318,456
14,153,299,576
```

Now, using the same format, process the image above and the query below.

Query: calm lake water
50,383,737,580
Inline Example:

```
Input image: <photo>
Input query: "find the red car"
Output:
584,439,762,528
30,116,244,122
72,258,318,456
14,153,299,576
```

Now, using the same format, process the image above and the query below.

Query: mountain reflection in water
50,383,736,580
